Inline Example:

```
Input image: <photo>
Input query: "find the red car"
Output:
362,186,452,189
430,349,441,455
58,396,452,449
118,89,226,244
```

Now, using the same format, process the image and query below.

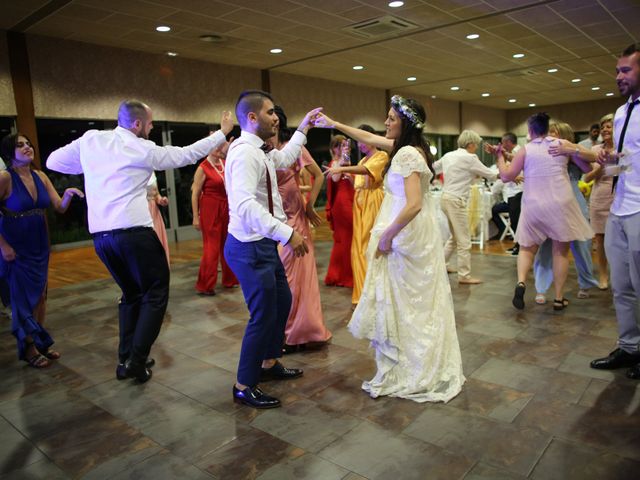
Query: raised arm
271,107,322,169
548,139,597,163
191,166,206,230
37,171,84,214
314,113,394,152
47,137,83,174
497,146,525,182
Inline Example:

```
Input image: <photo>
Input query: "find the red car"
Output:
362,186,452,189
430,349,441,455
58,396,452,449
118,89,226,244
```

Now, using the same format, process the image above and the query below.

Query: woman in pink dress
147,173,170,265
324,135,354,287
497,113,594,311
272,106,331,351
191,143,238,295
584,113,615,289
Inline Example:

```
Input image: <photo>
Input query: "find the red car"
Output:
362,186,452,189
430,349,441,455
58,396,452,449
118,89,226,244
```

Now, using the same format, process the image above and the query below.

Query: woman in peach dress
584,113,615,289
273,106,331,352
147,173,170,265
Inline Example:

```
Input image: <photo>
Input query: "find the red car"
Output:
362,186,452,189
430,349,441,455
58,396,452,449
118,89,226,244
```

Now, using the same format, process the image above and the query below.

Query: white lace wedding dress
348,146,465,403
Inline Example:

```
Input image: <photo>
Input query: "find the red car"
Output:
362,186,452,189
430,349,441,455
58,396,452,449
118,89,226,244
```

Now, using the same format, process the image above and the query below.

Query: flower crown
391,95,424,130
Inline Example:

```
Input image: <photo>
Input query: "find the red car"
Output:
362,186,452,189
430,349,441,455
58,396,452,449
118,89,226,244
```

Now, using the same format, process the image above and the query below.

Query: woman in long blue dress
0,133,83,368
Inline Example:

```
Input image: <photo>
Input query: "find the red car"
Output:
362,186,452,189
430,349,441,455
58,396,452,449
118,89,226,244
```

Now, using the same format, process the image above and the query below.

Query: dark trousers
491,201,509,237
224,234,291,387
507,192,523,241
93,227,170,365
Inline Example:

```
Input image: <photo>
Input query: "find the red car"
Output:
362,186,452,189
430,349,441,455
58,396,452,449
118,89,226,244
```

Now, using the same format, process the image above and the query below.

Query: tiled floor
1,241,639,479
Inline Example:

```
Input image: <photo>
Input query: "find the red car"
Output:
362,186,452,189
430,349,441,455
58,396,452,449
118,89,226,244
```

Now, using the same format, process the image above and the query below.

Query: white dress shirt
611,96,640,216
502,145,523,198
226,130,306,244
47,126,226,233
433,148,496,200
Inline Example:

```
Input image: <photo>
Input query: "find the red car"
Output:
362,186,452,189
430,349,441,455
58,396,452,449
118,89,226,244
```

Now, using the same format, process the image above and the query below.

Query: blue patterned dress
0,169,53,359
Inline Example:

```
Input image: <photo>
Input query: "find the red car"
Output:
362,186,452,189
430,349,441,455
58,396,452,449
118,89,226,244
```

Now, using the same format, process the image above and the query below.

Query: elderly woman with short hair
433,130,496,284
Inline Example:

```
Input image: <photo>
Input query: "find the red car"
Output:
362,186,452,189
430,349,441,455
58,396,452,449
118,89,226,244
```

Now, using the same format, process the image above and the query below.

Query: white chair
499,212,515,241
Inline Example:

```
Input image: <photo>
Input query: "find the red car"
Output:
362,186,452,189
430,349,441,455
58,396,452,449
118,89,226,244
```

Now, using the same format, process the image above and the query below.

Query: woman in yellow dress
324,125,390,306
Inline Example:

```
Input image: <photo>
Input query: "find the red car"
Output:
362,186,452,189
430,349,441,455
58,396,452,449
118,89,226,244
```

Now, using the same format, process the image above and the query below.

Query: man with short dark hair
224,90,320,408
590,43,640,378
47,100,233,383
578,123,601,148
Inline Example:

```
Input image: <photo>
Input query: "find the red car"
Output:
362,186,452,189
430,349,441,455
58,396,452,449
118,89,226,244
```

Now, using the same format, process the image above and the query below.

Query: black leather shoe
115,361,153,383
590,348,640,370
232,385,280,409
116,358,155,380
260,361,303,381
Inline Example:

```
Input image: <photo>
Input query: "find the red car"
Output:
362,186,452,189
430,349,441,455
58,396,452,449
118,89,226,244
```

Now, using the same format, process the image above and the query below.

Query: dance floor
0,235,638,479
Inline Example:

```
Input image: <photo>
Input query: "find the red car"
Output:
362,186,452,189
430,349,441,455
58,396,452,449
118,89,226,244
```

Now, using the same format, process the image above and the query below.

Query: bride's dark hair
384,97,434,177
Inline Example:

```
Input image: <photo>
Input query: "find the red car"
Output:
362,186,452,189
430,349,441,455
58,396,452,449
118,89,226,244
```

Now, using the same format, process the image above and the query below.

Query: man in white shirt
224,90,320,408
486,133,523,255
47,100,232,383
578,123,601,149
434,130,496,284
591,44,640,378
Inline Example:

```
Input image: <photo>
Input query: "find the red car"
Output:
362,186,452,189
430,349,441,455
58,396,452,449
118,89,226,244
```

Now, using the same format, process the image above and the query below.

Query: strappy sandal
43,349,61,360
553,298,569,311
24,341,51,368
512,282,526,310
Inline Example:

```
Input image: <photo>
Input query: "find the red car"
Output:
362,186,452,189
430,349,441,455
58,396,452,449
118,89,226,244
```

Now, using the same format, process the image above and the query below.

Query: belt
91,226,152,238
1,208,46,218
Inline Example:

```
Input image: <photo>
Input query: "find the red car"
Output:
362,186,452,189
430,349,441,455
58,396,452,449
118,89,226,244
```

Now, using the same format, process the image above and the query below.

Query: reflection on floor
1,238,639,479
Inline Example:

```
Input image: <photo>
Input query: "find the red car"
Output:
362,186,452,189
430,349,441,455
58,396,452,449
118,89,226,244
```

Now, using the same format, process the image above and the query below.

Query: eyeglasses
16,141,33,148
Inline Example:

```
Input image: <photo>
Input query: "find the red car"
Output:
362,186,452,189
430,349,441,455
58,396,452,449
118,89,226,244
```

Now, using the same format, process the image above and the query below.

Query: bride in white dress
317,96,465,403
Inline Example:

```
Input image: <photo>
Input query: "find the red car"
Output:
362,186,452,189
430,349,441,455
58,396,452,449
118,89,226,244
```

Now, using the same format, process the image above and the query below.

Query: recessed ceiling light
508,99,517,103
572,78,581,83
352,65,364,70
481,93,490,97
466,33,480,40
156,25,171,32
547,68,558,73
591,86,600,91
450,86,460,91
388,1,404,7
166,51,178,57
512,53,525,58
199,34,224,43
407,76,417,81
606,92,614,96
270,48,283,54
529,103,536,107
431,95,437,99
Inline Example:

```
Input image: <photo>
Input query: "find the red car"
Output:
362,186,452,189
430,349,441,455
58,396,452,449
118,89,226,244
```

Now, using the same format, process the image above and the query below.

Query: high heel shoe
512,282,526,310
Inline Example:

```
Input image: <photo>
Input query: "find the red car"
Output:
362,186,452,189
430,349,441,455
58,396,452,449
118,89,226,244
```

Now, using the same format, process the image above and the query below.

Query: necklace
209,159,225,183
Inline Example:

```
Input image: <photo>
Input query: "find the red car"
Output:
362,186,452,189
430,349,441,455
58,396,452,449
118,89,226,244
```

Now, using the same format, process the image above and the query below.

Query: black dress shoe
590,348,640,370
233,385,281,409
116,358,155,380
260,361,303,381
115,360,153,383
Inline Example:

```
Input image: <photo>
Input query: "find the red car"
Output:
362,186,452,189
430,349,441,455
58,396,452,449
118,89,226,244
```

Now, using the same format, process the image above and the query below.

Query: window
37,118,117,244
167,122,211,227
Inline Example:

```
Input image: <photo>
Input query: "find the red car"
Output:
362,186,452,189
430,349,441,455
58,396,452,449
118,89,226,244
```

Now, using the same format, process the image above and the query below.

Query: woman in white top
313,96,465,403
433,131,496,284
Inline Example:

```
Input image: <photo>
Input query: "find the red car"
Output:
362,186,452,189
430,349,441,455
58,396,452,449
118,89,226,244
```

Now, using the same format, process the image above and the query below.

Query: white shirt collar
239,130,266,148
